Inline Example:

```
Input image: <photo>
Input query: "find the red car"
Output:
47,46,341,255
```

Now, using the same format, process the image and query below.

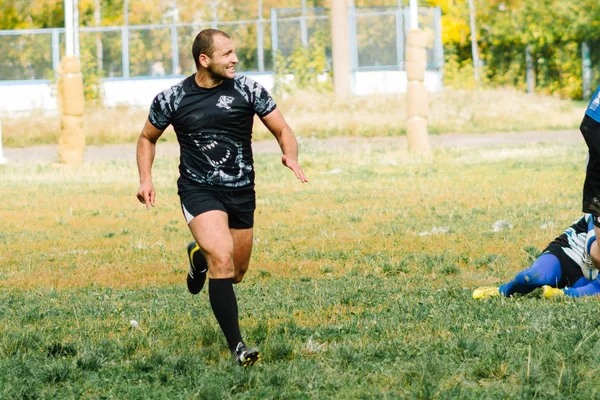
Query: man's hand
282,155,308,183
137,182,156,209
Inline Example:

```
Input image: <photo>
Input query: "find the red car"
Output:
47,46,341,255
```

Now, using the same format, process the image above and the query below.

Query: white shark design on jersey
187,133,252,186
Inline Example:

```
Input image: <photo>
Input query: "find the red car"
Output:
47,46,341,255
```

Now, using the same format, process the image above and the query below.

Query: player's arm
260,107,308,183
136,119,165,209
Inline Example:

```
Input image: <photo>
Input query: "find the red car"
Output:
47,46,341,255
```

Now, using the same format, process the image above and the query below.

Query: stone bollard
57,56,85,165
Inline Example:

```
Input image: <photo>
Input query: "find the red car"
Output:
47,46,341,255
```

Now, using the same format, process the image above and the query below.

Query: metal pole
395,7,404,69
433,6,443,69
0,120,7,164
52,29,60,72
65,0,74,56
94,0,103,71
123,0,129,78
468,0,480,82
171,0,179,75
271,8,278,61
211,0,219,29
409,0,418,29
526,45,534,94
257,0,264,72
583,42,592,99
348,4,358,71
300,0,308,47
73,0,80,57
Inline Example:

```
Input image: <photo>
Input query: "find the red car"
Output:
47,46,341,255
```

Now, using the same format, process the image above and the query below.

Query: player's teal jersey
585,86,600,123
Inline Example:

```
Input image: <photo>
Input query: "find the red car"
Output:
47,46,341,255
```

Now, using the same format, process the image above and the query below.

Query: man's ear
199,54,210,68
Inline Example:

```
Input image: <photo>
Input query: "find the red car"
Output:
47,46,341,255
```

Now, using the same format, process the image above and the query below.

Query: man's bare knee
206,251,234,274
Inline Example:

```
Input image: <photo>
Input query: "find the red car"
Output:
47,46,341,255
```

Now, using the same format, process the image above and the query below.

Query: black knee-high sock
209,278,243,353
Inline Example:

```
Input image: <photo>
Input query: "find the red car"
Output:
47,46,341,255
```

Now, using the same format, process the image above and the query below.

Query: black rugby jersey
148,74,276,190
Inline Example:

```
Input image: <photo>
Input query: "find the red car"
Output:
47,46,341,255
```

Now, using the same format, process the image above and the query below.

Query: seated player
473,214,600,299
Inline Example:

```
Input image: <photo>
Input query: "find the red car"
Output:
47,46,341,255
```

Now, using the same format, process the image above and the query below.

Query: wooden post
57,56,86,165
331,0,352,97
58,0,85,165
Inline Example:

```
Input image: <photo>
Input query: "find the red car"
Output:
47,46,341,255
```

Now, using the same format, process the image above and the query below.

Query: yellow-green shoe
542,285,564,299
472,286,500,299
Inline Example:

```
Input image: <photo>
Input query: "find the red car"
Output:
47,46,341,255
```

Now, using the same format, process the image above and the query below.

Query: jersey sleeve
148,91,173,130
252,83,277,117
235,76,277,118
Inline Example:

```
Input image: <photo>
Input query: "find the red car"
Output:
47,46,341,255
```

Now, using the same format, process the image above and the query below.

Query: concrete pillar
405,28,430,156
57,56,86,165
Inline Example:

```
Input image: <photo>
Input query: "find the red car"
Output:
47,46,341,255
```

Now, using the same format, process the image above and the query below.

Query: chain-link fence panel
0,6,442,81
354,8,399,69
271,7,329,60
0,30,54,80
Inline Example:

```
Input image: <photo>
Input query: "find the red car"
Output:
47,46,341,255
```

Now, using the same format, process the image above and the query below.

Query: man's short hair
192,29,231,70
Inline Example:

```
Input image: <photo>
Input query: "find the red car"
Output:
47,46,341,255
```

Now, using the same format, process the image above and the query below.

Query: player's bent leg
186,241,208,294
563,279,600,298
188,211,249,356
230,228,253,284
499,253,562,296
188,210,235,278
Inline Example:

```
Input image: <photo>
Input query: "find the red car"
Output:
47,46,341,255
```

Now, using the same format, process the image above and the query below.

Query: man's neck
194,71,223,89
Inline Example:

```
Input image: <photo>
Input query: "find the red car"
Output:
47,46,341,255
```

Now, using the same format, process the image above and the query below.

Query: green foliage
273,32,332,96
79,41,104,103
462,0,600,98
443,46,490,89
2,0,600,99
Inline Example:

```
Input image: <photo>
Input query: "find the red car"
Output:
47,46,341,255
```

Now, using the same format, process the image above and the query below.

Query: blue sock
564,278,600,297
499,253,562,296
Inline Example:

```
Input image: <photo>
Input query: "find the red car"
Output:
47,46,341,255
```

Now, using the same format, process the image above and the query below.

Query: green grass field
2,138,600,399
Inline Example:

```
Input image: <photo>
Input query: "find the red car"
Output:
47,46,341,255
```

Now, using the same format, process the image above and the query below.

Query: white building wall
0,71,442,113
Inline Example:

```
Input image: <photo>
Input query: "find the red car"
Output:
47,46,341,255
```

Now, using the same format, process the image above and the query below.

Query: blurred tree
1,0,599,98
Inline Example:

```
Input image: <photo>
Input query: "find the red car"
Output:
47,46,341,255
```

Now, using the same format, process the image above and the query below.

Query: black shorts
179,186,256,229
543,243,584,287
581,114,600,226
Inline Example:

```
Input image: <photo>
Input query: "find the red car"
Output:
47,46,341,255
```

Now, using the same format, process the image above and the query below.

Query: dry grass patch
0,139,589,290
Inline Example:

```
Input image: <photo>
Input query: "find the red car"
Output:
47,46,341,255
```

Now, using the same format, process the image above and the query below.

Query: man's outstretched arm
260,107,308,183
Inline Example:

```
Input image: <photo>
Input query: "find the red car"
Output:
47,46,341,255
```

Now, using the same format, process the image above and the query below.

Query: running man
136,29,308,366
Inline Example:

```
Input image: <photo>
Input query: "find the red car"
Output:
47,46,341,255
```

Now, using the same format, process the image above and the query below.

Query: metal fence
0,6,442,81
